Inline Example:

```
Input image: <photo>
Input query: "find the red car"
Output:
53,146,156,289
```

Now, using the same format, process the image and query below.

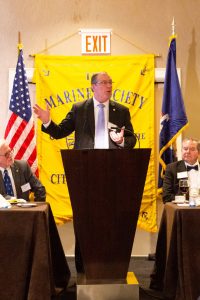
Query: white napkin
0,194,11,208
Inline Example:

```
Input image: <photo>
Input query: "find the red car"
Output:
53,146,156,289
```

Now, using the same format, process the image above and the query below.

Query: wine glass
179,179,189,201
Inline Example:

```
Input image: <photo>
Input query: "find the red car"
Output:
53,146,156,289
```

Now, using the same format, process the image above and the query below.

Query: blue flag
158,36,188,189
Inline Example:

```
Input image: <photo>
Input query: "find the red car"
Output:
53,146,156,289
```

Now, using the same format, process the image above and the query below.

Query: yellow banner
34,54,157,232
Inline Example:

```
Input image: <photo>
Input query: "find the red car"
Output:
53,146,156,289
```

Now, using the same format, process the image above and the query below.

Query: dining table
0,202,70,300
150,202,200,300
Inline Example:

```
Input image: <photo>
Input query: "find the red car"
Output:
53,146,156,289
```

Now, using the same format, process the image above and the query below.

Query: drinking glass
189,187,199,206
179,179,189,200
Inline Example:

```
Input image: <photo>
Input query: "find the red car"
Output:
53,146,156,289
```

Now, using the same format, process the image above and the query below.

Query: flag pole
171,17,175,35
169,17,177,45
171,18,177,158
18,31,21,44
171,18,183,160
18,31,23,51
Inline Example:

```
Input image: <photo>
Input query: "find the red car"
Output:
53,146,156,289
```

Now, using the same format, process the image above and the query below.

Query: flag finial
171,18,175,36
18,31,23,51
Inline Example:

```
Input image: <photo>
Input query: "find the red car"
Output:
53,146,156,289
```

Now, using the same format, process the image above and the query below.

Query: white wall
1,0,200,139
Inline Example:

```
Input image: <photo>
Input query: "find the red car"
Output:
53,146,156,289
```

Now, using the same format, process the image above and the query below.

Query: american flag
4,46,38,176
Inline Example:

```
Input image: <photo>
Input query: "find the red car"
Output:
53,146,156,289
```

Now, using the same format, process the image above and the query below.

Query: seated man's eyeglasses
0,149,14,159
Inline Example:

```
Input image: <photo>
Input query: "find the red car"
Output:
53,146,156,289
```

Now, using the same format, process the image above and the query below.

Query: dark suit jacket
42,98,136,149
163,160,188,203
0,160,46,201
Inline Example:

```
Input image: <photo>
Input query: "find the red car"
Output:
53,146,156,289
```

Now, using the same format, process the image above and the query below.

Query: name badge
177,171,188,179
21,183,31,192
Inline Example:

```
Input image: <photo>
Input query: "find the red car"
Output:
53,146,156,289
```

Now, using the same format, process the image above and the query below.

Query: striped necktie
3,169,14,196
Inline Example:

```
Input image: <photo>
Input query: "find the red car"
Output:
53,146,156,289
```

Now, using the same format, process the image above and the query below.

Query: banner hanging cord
29,30,161,58
114,32,161,57
29,31,78,57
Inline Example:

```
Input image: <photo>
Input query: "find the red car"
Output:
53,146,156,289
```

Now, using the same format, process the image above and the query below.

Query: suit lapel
0,171,6,194
109,101,118,125
11,162,21,196
86,98,95,137
177,160,187,173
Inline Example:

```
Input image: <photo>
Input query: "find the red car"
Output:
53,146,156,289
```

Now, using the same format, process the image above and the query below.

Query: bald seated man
163,137,200,203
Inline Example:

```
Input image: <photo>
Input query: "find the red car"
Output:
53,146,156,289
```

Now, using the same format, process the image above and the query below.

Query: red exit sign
80,29,111,55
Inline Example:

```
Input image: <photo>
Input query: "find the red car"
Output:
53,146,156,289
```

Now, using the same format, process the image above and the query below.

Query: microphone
109,126,140,148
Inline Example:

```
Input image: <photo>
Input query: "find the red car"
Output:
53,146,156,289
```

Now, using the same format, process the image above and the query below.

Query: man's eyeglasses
0,149,14,159
95,80,114,86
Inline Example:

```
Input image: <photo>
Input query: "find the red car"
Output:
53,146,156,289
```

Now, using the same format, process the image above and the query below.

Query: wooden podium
61,149,151,300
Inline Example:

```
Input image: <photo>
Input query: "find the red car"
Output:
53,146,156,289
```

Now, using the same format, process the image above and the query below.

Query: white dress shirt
185,161,200,189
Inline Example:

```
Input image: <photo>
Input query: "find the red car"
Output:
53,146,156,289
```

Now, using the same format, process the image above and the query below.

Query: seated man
0,139,46,201
163,137,200,203
149,137,200,291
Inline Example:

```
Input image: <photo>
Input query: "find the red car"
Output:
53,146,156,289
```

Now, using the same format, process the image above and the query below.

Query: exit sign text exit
80,29,111,55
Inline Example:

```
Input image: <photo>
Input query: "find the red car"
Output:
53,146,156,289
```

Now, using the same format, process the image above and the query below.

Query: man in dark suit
33,72,136,149
33,72,136,273
163,137,200,203
0,139,46,201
